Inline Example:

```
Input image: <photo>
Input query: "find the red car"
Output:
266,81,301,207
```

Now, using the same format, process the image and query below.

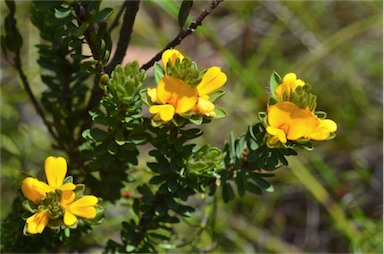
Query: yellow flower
61,191,98,226
25,210,49,234
266,102,337,145
274,73,305,101
148,49,227,122
21,157,76,204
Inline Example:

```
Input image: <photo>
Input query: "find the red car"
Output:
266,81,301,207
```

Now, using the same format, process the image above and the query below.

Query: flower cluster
21,156,102,234
263,73,337,147
145,49,227,124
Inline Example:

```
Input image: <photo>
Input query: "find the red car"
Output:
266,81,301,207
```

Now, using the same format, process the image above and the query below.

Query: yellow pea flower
21,157,76,204
266,102,337,145
274,73,305,101
148,49,227,122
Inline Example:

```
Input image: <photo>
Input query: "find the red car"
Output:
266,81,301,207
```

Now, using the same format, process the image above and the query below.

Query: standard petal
63,211,78,226
157,76,197,113
26,210,49,234
197,67,227,96
162,49,184,67
282,73,297,85
156,76,175,104
45,156,67,189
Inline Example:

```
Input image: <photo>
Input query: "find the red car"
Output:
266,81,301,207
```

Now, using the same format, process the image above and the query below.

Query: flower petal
157,76,197,113
70,195,99,207
282,73,297,84
149,105,175,122
147,88,158,103
26,210,49,234
45,156,67,189
268,102,314,141
21,177,51,204
60,190,76,206
266,126,287,144
162,49,184,68
275,73,305,101
67,196,98,219
197,67,227,96
63,211,78,226
308,119,337,140
195,97,215,117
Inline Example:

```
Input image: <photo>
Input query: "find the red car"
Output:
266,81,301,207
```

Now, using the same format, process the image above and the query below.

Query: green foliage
1,0,381,253
80,62,148,202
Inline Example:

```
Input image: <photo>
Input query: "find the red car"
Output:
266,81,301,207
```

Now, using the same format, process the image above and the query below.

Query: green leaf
222,183,235,203
209,89,225,102
178,0,193,29
73,22,89,37
154,62,165,84
114,128,125,145
90,128,108,141
245,181,262,195
269,71,282,100
91,8,113,23
189,114,203,125
167,178,179,193
107,141,119,155
63,176,73,184
253,176,272,190
214,106,228,119
54,8,72,19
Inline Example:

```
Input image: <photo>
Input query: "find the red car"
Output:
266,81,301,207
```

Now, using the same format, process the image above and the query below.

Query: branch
4,1,61,145
140,0,224,70
105,0,140,75
108,0,129,33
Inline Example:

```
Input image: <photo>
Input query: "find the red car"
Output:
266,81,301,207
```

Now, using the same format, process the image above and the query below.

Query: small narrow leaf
92,8,114,23
178,0,193,29
154,62,165,84
269,71,282,100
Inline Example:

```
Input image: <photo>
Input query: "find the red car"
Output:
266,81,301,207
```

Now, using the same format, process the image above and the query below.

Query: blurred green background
1,1,382,253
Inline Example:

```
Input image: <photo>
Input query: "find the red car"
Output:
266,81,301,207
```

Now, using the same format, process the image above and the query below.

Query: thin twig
14,55,61,145
84,0,140,128
5,2,61,145
108,0,129,33
105,0,140,75
140,0,224,70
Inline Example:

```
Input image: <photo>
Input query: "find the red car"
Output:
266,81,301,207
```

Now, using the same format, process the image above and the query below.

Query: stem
14,54,60,144
105,0,140,75
140,0,224,70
